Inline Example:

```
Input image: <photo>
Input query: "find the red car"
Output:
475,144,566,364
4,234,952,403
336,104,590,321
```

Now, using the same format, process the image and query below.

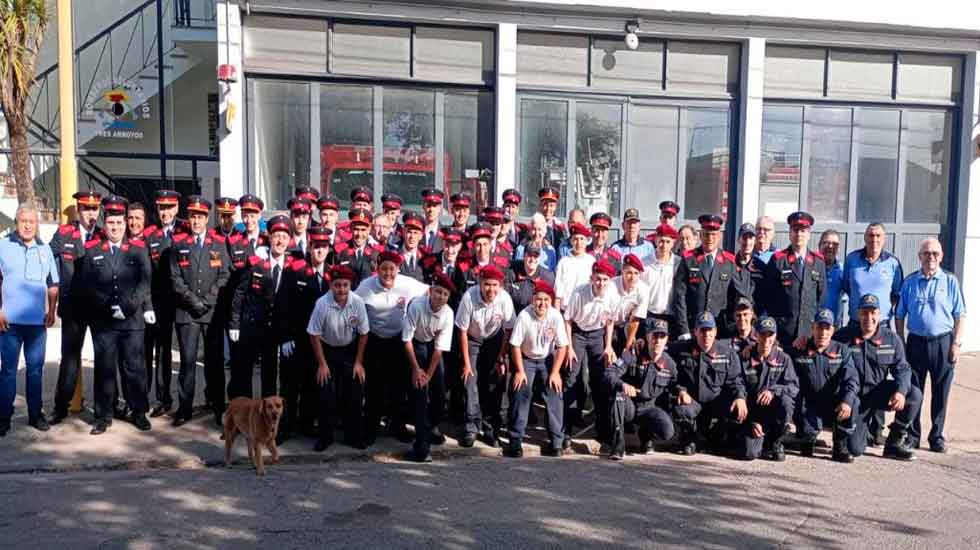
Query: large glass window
247,80,310,211
903,111,951,224
518,99,568,217
319,84,373,209
804,107,851,223
444,91,495,212
627,106,678,217
856,109,900,222
382,89,436,205
759,105,803,219
576,102,622,217
683,108,731,219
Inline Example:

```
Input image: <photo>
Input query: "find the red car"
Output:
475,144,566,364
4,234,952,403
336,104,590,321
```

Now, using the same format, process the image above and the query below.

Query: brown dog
223,396,284,475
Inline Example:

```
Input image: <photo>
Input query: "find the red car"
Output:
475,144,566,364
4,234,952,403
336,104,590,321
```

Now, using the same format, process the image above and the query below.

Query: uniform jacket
276,258,331,344
834,325,912,397
49,221,104,317
211,228,250,327
506,264,556,314
789,340,859,406
763,247,827,345
392,245,429,283
142,221,191,317
604,349,678,410
79,237,152,331
742,347,799,400
669,339,746,403
735,254,768,316
671,246,744,336
587,244,622,274
332,240,383,289
169,231,231,324
230,254,291,334
452,252,510,297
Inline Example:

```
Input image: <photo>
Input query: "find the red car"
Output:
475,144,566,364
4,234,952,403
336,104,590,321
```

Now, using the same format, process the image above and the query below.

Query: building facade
5,0,980,347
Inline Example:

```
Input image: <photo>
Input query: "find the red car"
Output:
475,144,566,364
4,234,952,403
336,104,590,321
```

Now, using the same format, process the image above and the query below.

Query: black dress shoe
639,438,654,455
404,449,433,463
0,422,9,437
459,432,476,448
49,410,68,426
429,428,447,446
172,415,191,428
679,441,697,456
929,440,948,453
113,406,130,421
132,414,152,431
90,420,111,435
29,414,51,432
149,404,171,418
481,428,499,448
503,442,523,458
542,444,563,458
561,436,571,451
313,438,333,452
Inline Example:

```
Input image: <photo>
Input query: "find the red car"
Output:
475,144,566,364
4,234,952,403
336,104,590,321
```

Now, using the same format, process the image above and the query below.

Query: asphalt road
3,444,980,550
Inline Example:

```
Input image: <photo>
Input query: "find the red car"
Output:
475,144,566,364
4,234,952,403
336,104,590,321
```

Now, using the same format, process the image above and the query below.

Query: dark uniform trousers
175,322,226,416
508,356,563,449
907,332,955,447
847,381,922,457
50,222,101,415
800,386,858,444
610,397,675,445
739,394,795,459
566,325,608,440
674,394,739,444
409,339,447,456
148,306,176,408
93,329,147,420
318,341,365,445
364,333,409,439
462,331,505,437
230,327,279,399
280,337,317,435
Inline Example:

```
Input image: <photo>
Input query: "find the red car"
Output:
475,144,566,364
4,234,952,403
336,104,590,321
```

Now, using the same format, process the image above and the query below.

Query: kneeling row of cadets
47,187,920,466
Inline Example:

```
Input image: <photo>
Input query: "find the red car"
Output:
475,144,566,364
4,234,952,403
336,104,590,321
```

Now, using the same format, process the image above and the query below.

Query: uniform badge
209,251,222,268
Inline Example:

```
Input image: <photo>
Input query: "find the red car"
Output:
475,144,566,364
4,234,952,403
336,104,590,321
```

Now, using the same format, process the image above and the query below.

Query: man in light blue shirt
610,208,654,265
819,229,845,326
0,204,59,436
753,216,777,264
842,223,904,324
895,238,965,453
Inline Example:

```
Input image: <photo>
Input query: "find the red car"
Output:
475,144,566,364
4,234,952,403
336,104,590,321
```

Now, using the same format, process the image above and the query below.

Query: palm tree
0,0,48,205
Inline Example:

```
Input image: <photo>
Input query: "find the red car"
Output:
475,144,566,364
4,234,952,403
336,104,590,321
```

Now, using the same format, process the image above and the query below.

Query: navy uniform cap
644,317,670,335
858,294,880,310
755,316,777,335
695,311,716,330
738,223,756,237
735,296,754,310
814,308,835,325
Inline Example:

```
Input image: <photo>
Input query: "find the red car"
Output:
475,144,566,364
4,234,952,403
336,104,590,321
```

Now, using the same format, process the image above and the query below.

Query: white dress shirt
612,276,650,325
354,274,429,338
510,306,569,360
455,285,515,342
563,282,618,331
306,291,370,347
402,295,455,352
555,253,596,306
644,254,681,315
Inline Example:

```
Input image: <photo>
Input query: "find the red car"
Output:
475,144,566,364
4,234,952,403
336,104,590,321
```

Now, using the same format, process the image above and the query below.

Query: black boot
883,426,916,461
832,434,853,463
609,429,625,461
799,438,816,458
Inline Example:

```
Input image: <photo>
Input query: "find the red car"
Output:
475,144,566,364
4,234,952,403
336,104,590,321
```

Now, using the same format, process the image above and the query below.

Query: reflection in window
519,99,568,217
759,105,803,219
627,105,678,219
382,89,436,205
683,108,730,220
804,107,851,223
248,80,310,211
320,85,373,209
856,109,900,222
903,111,951,224
575,102,622,217
444,91,495,213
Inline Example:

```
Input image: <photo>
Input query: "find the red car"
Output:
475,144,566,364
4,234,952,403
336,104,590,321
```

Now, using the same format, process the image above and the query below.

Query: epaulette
84,238,102,249
142,225,159,238
289,258,308,271
370,243,385,253
493,255,509,267
809,249,825,262
57,223,74,235
607,248,622,260
172,233,189,243
248,255,263,267
499,240,513,252
228,233,243,244
421,254,438,270
721,250,736,262
682,248,697,259
129,238,146,248
211,233,226,244
334,242,350,254
773,249,789,261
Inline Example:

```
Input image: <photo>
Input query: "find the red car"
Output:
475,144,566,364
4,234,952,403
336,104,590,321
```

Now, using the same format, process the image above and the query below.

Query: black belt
908,332,951,342
572,324,603,335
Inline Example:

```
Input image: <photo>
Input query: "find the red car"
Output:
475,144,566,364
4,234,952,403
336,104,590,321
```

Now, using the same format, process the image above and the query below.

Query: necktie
408,254,414,271
704,253,714,279
249,238,256,250
273,263,281,290
300,239,306,255
165,228,171,240
110,245,117,256
197,235,204,249
356,248,362,261
795,256,804,281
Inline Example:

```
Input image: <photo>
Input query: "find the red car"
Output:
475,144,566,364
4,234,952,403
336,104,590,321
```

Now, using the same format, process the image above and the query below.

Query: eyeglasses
756,227,774,233
920,251,941,257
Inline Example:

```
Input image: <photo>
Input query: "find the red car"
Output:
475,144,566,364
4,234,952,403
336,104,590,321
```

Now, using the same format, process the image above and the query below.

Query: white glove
678,333,692,341
280,341,295,358
111,305,125,320
143,311,156,325
229,329,240,343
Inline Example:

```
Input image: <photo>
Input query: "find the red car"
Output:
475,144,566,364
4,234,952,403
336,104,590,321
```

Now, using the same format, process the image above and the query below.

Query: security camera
624,20,640,50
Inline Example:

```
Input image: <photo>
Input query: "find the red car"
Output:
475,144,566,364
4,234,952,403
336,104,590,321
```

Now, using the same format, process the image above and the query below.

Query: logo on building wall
82,79,151,140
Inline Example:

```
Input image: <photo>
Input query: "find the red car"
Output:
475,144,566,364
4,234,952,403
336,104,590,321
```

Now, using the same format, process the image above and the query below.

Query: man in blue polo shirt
0,204,59,436
895,238,965,453
842,223,904,325
819,229,845,326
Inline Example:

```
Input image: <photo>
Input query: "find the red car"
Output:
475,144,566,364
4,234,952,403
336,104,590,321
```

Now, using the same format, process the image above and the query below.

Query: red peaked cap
569,222,591,238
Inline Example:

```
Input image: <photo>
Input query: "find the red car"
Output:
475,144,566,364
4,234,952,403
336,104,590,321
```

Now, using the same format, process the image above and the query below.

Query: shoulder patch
773,249,788,261
721,250,737,262
58,224,74,235
248,255,263,266
211,233,226,244
290,259,308,271
84,238,101,249
129,238,146,248
810,249,825,262
172,233,189,243
682,249,696,259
